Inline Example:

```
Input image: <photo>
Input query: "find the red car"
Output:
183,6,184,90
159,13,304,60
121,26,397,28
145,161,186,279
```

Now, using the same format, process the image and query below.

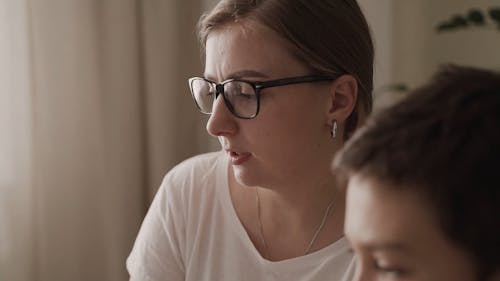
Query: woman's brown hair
197,0,374,140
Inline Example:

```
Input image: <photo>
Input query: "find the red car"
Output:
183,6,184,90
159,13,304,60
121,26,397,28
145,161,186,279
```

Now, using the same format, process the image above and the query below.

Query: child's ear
326,74,358,124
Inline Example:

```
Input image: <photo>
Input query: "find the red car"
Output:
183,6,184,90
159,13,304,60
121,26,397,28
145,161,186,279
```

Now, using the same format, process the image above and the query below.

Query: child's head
334,65,500,281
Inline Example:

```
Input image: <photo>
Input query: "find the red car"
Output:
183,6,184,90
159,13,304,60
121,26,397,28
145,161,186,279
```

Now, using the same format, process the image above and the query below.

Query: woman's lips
228,151,251,165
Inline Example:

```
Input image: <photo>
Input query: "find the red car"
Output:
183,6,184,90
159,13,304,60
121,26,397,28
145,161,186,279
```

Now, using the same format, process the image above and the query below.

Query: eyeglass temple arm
256,75,334,89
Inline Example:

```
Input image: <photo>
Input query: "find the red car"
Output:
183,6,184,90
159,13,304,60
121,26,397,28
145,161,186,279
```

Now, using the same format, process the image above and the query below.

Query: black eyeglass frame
188,75,337,119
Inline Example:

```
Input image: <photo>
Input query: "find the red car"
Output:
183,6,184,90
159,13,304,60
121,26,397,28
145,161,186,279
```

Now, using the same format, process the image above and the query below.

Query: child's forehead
345,174,436,237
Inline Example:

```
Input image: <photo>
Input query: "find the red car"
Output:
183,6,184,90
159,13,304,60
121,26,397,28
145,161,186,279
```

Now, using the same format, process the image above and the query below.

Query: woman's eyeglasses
188,75,336,119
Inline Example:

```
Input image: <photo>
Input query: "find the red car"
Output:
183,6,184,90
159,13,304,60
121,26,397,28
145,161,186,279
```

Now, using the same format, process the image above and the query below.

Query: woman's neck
228,166,346,260
255,176,342,224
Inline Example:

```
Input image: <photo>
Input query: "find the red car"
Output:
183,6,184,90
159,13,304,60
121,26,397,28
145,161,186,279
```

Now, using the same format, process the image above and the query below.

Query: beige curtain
1,0,213,280
1,1,34,280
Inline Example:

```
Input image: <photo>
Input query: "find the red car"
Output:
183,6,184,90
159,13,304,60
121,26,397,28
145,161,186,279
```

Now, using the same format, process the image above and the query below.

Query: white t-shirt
127,151,355,281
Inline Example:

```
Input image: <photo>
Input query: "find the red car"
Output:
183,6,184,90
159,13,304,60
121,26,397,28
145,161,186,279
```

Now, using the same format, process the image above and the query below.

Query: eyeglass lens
190,79,258,118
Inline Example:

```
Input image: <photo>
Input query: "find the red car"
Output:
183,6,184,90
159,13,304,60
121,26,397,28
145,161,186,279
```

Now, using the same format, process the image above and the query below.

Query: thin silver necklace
254,187,335,258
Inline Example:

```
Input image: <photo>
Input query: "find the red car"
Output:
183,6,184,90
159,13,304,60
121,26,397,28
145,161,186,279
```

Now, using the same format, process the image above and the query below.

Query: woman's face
204,22,338,189
345,175,478,281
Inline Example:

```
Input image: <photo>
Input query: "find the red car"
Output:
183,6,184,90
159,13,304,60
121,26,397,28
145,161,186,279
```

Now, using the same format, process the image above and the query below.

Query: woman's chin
232,166,261,188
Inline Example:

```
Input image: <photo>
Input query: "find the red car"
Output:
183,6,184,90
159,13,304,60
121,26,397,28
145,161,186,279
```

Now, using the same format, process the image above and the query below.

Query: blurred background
1,0,499,280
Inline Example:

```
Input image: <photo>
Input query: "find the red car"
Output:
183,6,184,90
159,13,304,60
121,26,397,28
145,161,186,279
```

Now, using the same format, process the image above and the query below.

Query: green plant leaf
489,7,500,28
436,7,500,32
467,9,485,25
452,15,469,27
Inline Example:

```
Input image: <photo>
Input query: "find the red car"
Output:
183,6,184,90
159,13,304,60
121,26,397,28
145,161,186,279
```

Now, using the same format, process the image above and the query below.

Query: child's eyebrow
366,242,409,253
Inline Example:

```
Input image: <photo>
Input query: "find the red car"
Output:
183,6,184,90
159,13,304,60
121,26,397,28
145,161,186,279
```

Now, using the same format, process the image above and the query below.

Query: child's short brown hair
334,65,500,280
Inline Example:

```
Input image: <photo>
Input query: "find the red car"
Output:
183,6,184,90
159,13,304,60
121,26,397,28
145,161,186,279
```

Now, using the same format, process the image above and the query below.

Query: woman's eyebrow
203,70,269,81
227,70,269,79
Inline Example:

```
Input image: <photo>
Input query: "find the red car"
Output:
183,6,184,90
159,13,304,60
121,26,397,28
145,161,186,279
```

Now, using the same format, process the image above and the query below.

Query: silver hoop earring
331,120,338,139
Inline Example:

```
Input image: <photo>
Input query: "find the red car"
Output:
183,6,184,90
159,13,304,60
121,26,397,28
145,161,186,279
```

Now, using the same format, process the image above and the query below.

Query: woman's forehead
204,24,308,81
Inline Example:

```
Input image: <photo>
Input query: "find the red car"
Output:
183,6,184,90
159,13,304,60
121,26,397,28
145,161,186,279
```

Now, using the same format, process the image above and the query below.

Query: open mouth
227,150,251,165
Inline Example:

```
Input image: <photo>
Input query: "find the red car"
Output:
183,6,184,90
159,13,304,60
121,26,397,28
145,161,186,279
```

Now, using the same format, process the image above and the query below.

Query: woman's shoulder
167,150,225,179
159,150,227,198
177,150,225,169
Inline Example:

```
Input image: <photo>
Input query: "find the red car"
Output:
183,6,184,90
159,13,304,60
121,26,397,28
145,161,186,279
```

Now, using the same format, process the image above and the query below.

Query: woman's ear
326,74,358,124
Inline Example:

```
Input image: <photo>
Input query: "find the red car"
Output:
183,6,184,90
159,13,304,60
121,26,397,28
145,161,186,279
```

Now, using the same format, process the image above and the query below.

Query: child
334,65,500,281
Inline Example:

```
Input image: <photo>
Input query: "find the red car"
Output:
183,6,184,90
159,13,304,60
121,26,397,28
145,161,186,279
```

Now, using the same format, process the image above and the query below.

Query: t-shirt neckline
215,151,350,269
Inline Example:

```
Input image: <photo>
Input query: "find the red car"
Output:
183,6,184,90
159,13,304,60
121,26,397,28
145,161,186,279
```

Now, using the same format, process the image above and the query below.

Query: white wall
359,0,500,109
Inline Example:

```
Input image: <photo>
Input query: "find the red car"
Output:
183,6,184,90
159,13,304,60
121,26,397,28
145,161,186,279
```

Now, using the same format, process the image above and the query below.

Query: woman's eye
237,91,254,99
236,87,254,98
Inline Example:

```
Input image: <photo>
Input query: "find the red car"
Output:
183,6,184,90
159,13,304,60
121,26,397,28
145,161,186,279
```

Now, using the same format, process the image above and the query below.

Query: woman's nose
206,95,238,137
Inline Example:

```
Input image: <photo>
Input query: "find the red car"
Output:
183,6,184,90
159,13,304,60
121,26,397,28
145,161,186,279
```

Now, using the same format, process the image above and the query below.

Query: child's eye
374,261,406,278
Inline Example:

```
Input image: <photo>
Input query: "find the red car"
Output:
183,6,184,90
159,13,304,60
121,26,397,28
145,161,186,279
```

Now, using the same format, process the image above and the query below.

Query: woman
127,0,373,280
335,66,500,281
